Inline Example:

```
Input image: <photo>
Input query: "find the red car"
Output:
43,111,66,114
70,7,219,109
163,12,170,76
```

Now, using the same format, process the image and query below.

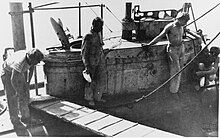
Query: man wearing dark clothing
81,17,106,106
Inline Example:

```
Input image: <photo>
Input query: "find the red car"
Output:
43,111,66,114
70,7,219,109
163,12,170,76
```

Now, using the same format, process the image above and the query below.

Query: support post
9,2,26,51
28,2,39,95
78,2,82,38
189,3,198,32
100,4,104,36
100,4,103,19
125,2,132,20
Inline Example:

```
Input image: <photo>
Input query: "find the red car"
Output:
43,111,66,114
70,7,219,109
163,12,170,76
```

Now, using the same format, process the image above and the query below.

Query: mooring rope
105,32,220,109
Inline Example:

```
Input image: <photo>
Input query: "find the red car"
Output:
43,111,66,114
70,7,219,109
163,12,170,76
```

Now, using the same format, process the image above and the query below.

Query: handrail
33,2,59,9
30,4,102,11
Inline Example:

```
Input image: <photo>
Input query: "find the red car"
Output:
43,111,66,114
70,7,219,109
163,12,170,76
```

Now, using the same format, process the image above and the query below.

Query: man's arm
81,35,91,66
148,24,171,45
81,34,92,73
142,23,171,49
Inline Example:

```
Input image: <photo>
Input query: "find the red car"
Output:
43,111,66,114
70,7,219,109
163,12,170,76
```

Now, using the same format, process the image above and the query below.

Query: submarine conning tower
43,2,201,100
121,2,190,41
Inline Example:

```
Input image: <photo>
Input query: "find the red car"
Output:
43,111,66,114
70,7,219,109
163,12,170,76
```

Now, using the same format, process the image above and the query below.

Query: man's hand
85,65,92,74
141,43,150,47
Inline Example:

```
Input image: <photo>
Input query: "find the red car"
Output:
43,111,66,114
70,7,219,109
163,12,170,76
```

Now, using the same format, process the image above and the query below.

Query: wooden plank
32,99,60,109
87,115,122,131
31,98,182,137
42,102,76,116
62,107,95,121
99,120,136,136
30,95,56,102
143,129,182,137
114,124,155,137
72,111,107,126
60,101,83,110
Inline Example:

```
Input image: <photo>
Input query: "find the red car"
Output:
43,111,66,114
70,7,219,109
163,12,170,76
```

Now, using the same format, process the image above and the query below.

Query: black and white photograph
0,0,219,137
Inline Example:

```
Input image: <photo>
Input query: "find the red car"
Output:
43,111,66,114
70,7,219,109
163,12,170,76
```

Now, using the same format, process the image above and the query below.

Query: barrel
43,49,86,99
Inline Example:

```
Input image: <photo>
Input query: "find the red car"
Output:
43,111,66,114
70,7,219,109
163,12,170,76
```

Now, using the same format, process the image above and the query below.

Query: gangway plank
30,95,182,137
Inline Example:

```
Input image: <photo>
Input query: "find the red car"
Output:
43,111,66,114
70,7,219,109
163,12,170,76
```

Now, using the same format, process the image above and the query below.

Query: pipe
125,2,132,20
32,4,102,11
9,2,26,51
33,2,59,9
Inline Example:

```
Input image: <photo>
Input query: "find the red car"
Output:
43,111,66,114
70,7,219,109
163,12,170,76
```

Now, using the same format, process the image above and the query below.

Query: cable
135,31,220,102
106,31,220,108
105,6,129,30
186,3,220,27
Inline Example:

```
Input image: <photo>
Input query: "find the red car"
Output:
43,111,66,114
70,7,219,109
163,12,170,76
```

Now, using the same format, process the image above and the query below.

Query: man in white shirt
1,48,44,130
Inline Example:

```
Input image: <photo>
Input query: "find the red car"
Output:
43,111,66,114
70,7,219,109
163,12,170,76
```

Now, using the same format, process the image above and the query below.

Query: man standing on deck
142,12,190,95
1,48,44,130
81,17,106,106
196,46,219,89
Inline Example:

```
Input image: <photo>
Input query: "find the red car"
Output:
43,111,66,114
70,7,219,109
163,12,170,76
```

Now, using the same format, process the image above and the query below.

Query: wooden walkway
30,95,182,137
